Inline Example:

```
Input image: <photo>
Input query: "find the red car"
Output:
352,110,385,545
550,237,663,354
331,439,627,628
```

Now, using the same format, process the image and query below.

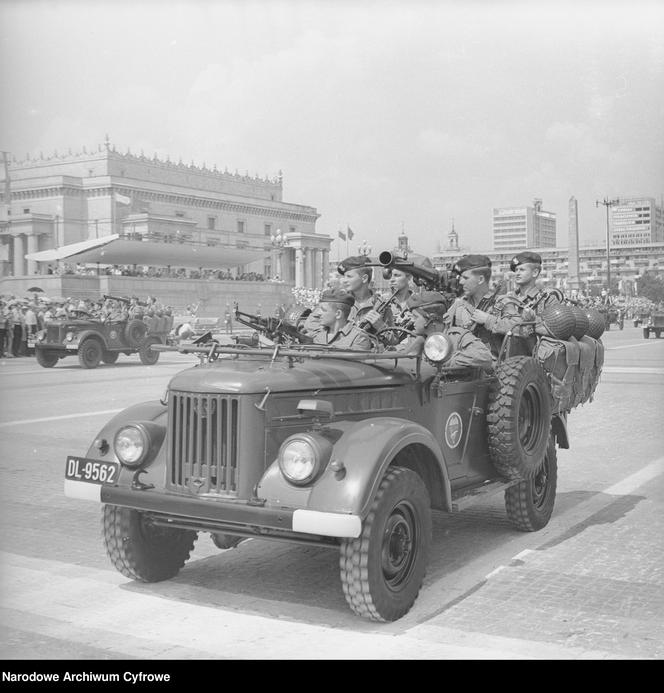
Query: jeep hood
168,356,416,394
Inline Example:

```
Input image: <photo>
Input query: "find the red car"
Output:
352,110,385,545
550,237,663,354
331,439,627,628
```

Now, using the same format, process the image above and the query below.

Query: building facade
0,141,331,289
610,197,664,246
492,198,557,252
433,237,664,296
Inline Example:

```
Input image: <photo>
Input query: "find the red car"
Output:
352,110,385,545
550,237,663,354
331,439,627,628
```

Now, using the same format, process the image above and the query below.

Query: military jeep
64,314,604,622
642,311,664,339
34,312,173,369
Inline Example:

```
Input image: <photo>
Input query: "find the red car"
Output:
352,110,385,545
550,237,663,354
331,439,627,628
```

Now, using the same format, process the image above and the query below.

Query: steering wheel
375,326,419,343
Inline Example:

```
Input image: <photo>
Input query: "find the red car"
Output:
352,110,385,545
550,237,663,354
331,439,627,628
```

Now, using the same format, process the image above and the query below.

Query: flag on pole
347,226,354,240
338,229,347,241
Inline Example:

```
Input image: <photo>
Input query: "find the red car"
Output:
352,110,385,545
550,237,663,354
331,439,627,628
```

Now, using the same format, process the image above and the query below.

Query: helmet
541,304,576,341
584,308,606,339
569,305,589,340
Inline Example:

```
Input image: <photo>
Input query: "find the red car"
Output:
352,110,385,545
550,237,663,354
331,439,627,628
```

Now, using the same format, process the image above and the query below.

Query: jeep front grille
167,393,239,494
46,325,63,342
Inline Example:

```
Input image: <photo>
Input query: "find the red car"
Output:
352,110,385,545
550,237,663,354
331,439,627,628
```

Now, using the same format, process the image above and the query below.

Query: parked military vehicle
34,311,173,368
642,310,664,339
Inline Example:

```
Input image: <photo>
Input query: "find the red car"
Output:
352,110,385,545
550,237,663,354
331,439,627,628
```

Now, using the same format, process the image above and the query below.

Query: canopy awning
25,234,265,268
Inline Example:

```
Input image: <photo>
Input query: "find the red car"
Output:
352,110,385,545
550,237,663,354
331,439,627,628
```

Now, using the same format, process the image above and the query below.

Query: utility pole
595,197,619,293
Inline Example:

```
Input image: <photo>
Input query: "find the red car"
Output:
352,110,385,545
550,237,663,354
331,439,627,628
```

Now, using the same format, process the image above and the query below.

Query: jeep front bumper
67,483,362,538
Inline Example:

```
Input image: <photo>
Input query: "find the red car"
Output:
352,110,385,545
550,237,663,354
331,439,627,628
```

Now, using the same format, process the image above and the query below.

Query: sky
1,0,663,259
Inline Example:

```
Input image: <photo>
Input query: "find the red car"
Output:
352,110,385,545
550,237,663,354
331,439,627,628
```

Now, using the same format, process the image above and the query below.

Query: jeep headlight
278,434,332,486
114,425,148,466
36,330,46,342
423,333,452,364
65,331,74,342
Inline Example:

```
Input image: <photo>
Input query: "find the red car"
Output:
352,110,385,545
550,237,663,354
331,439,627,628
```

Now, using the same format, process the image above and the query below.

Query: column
304,248,313,288
26,235,39,276
311,249,319,290
295,248,304,287
321,249,329,287
13,235,24,277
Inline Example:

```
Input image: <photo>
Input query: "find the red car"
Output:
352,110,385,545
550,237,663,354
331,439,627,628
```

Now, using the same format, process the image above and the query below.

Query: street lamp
270,228,286,279
358,240,372,257
595,197,619,293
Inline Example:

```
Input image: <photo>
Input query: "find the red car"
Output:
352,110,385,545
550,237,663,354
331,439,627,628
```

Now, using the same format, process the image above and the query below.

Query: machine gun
470,281,505,335
377,250,460,305
102,294,148,306
233,303,315,345
358,286,400,331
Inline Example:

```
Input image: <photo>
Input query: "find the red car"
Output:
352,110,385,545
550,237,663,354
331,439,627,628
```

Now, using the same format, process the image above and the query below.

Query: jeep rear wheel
78,338,103,369
102,505,197,582
139,337,160,365
339,467,431,622
487,356,552,481
102,350,119,364
505,435,557,531
125,319,148,348
35,349,59,368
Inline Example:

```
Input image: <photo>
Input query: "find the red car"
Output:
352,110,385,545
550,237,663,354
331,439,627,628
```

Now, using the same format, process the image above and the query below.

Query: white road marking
604,457,664,496
0,409,123,428
605,341,664,350
602,367,664,374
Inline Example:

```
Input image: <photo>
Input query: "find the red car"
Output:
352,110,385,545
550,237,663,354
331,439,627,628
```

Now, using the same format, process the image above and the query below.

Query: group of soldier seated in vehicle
290,250,567,372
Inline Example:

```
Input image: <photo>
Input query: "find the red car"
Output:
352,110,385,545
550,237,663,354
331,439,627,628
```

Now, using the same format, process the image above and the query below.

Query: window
237,220,245,233
264,223,272,236
208,216,216,230
175,211,185,218
23,208,30,214
289,226,296,233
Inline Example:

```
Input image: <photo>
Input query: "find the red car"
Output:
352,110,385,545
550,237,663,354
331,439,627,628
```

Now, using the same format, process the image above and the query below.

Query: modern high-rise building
492,198,556,252
610,197,664,246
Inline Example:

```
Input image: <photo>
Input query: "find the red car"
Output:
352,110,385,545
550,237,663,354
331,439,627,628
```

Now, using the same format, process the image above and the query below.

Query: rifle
103,294,147,307
471,281,504,335
233,303,314,345
358,287,401,331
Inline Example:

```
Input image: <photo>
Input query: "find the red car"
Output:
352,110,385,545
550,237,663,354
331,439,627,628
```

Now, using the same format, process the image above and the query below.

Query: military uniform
445,254,523,356
445,326,494,371
313,320,372,350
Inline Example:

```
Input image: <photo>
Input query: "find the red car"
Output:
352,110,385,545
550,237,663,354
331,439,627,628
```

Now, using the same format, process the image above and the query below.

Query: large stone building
610,196,664,246
492,198,557,252
0,140,331,289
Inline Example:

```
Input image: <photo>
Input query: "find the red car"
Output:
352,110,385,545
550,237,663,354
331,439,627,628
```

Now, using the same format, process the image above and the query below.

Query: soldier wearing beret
312,288,373,350
337,255,393,333
391,291,493,370
444,254,522,356
508,251,564,334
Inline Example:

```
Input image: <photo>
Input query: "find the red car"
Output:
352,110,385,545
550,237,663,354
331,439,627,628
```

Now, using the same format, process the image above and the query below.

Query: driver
395,291,494,370
312,288,373,350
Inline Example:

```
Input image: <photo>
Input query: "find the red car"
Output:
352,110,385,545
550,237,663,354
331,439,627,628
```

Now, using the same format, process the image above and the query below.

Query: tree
636,271,664,303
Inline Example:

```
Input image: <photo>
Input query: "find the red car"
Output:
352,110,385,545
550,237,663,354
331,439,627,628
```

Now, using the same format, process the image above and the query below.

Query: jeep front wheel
339,467,431,622
78,338,103,369
505,435,557,531
487,356,552,481
35,349,59,368
139,338,161,365
102,505,197,582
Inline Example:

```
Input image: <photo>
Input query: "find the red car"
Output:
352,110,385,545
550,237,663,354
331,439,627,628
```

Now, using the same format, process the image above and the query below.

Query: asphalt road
0,326,662,660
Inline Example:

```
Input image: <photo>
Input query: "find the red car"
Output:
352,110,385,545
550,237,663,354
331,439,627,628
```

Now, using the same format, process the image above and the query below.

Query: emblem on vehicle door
444,412,463,449
110,330,118,340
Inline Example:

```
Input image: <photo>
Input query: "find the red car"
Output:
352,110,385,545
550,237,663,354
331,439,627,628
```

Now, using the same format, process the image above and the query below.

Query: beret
337,255,371,275
319,288,355,307
407,291,449,313
510,251,542,271
452,254,492,274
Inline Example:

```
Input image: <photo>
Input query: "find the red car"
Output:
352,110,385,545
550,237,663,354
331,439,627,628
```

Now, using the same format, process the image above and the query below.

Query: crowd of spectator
42,263,267,281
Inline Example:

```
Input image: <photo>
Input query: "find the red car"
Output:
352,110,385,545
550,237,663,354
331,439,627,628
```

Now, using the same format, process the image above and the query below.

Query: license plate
65,456,119,485
65,343,78,350
28,337,36,348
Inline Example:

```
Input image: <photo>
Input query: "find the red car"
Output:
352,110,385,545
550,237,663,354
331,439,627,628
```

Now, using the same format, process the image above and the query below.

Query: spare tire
124,319,148,347
487,356,553,481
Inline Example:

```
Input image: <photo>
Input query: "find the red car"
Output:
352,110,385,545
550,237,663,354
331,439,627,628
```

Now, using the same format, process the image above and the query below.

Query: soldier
312,288,373,350
508,251,564,335
393,291,494,370
337,255,394,334
445,254,522,355
386,267,415,327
